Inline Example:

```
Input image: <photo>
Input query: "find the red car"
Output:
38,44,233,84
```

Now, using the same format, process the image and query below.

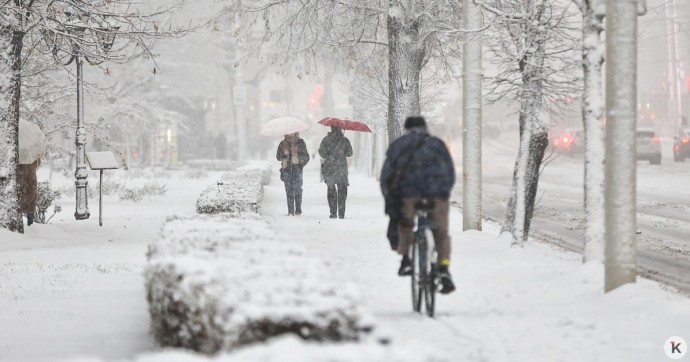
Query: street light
43,7,119,220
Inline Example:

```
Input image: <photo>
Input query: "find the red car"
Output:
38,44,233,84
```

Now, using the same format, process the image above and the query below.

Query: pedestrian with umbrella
18,120,46,226
262,117,311,216
318,117,370,219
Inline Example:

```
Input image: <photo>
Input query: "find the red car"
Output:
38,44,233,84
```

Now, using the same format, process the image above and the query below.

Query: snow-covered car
552,128,584,156
636,129,662,165
672,128,690,162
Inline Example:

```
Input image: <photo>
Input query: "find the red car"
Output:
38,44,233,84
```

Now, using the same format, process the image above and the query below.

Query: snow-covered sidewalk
261,167,690,361
0,165,689,362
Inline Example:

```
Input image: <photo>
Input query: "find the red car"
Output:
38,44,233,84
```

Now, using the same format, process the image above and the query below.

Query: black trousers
327,183,347,217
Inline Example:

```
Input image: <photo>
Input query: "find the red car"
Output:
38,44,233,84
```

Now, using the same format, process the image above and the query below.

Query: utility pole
605,0,638,292
462,0,483,231
665,0,683,135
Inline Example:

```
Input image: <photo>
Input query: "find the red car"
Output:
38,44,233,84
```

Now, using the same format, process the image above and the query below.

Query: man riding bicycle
380,116,456,294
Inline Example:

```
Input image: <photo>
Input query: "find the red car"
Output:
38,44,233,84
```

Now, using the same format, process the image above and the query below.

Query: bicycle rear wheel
423,229,437,317
411,242,422,312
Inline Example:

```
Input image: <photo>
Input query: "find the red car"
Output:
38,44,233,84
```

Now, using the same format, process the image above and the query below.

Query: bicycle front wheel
411,242,422,312
423,229,436,317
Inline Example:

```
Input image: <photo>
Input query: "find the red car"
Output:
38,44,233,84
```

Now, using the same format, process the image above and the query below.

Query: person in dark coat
18,159,40,226
380,116,456,294
276,133,310,215
318,126,353,219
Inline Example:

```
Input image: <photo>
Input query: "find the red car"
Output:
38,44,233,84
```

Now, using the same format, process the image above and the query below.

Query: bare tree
222,0,463,143
0,0,184,233
480,0,581,246
569,0,605,263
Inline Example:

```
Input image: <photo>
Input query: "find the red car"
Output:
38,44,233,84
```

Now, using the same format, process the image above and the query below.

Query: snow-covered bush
236,161,271,186
187,159,243,171
35,181,62,224
145,214,371,354
183,169,209,179
119,182,168,202
63,336,443,362
195,167,270,214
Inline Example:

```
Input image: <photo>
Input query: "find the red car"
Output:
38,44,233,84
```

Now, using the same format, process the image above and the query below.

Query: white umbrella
19,120,46,165
260,116,310,136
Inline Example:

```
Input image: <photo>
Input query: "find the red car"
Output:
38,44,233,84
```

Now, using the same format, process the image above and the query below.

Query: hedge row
66,336,443,362
186,159,244,171
195,163,270,214
145,213,371,355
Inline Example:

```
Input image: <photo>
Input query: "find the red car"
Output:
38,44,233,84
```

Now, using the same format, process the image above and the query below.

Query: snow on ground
0,163,689,362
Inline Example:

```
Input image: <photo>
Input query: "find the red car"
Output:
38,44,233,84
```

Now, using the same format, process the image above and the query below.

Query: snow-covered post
605,0,638,292
462,0,483,231
74,57,90,220
581,0,606,263
0,5,24,233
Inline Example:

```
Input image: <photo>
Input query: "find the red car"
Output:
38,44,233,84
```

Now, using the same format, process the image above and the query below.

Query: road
451,132,690,293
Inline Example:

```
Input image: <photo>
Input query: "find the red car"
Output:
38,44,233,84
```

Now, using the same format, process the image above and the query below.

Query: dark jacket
276,137,310,171
318,129,353,185
380,127,455,199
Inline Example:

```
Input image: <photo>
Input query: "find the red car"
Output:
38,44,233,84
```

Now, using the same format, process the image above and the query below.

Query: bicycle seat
414,199,435,211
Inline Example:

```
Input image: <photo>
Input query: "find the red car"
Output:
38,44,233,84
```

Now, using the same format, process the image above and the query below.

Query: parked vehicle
636,128,662,165
673,128,690,162
552,128,584,156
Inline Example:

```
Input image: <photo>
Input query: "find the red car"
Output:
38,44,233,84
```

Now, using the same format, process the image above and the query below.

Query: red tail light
682,137,690,144
651,136,661,145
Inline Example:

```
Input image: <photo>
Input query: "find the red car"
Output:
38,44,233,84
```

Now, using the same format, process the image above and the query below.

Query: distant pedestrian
318,126,353,219
276,132,309,216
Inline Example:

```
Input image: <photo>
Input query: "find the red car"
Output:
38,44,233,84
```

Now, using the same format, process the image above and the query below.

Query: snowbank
64,336,442,362
145,213,371,354
195,164,270,214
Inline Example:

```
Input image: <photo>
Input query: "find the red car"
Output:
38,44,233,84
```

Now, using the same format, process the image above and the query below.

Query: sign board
86,151,119,170
233,86,248,106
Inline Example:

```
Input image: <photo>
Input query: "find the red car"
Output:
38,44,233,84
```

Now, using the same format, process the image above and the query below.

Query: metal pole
74,56,90,220
99,169,103,227
462,0,483,231
605,0,638,292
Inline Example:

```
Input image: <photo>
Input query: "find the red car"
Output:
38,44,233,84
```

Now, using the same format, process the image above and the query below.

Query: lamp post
43,9,118,220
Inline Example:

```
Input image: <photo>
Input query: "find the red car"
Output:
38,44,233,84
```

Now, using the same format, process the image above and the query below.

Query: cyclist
380,116,456,294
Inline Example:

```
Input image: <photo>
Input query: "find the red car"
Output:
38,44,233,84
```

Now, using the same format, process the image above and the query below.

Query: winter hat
404,116,426,129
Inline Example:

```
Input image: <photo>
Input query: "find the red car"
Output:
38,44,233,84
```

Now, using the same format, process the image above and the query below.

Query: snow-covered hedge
145,214,371,354
66,336,443,362
195,165,270,214
186,159,243,171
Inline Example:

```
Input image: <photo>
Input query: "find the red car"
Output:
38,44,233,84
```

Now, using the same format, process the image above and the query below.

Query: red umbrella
318,117,372,132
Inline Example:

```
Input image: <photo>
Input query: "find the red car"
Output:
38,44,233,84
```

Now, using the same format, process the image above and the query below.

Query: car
672,128,690,162
552,128,584,156
636,128,662,165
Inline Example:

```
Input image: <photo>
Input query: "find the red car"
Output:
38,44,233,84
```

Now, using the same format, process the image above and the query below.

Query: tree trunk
503,30,549,246
462,0,483,231
0,7,24,233
387,9,425,143
605,0,638,292
581,1,606,263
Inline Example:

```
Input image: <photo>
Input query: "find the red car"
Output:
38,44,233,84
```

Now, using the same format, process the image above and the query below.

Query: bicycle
410,198,438,317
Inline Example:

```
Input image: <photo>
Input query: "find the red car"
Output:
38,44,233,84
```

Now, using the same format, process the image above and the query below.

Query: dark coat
318,130,353,185
276,137,310,171
380,128,455,199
